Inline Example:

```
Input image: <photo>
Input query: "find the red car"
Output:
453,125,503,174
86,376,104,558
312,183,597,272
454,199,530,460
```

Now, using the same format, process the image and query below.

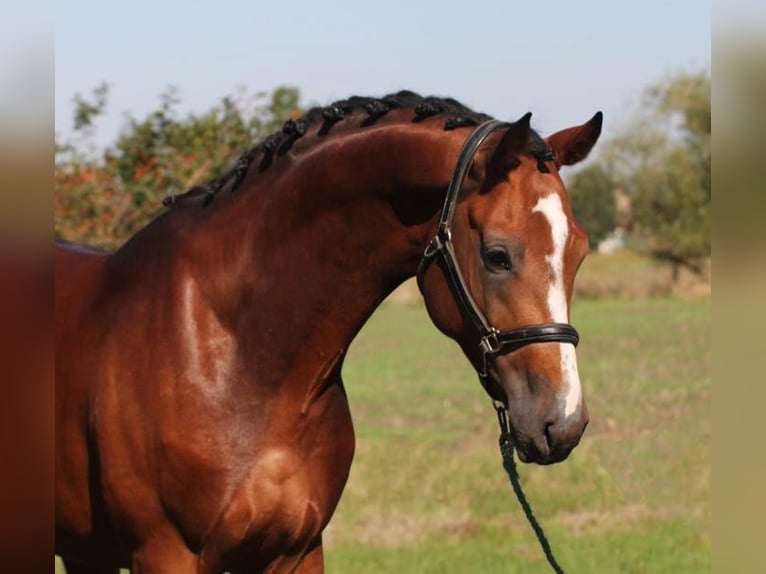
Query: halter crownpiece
416,120,580,396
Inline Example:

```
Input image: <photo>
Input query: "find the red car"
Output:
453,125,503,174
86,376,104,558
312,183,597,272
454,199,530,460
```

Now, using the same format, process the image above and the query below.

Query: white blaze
532,194,582,419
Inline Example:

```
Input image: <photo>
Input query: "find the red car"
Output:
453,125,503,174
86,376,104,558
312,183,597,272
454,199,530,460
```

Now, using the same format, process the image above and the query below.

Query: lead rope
495,403,565,574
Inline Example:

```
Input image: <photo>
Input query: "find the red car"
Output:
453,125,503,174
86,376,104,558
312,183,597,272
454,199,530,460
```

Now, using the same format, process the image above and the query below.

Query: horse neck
177,121,466,384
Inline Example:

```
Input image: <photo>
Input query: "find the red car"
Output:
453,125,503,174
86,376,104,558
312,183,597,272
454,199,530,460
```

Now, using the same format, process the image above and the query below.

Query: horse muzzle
511,407,589,465
493,365,590,465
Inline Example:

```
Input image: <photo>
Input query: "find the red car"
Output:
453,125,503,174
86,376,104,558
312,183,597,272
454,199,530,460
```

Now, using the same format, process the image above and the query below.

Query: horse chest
209,385,355,564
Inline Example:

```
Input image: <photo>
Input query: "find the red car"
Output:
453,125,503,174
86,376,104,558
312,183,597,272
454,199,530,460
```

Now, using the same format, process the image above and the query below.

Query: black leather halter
416,120,580,396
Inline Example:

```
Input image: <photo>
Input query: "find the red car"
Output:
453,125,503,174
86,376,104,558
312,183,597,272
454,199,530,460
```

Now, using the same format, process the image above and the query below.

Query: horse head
418,112,602,464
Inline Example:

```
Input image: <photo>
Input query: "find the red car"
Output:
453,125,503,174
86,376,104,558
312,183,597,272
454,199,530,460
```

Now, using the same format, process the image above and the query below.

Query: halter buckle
479,329,501,355
423,229,451,259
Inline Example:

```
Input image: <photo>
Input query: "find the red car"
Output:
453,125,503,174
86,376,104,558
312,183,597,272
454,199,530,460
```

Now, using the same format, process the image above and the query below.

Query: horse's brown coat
55,104,601,572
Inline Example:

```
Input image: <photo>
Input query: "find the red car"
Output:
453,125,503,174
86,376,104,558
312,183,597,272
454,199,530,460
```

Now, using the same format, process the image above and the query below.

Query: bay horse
56,91,602,573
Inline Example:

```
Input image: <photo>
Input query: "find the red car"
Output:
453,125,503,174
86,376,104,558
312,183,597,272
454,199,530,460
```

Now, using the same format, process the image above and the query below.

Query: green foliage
567,165,617,248
631,144,710,274
72,81,109,131
602,71,710,276
55,84,302,248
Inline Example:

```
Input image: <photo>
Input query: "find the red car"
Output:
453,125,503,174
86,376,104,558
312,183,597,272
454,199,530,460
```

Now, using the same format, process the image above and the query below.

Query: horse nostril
543,422,555,449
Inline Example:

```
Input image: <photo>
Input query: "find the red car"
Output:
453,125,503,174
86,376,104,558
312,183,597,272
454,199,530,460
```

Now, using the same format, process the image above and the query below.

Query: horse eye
483,248,512,272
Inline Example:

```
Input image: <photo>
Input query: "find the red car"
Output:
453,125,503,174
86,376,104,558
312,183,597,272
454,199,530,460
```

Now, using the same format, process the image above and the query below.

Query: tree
567,165,617,249
602,71,710,278
55,85,302,248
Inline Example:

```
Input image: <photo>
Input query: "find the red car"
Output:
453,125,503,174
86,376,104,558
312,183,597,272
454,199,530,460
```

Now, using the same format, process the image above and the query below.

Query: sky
55,0,710,151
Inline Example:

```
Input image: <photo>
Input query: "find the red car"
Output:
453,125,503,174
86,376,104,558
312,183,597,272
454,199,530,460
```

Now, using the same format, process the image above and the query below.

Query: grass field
324,296,710,573
56,294,710,573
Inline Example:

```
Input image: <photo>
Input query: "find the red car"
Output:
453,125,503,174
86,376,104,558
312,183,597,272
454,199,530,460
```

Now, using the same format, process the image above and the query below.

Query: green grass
57,296,710,573
324,297,710,573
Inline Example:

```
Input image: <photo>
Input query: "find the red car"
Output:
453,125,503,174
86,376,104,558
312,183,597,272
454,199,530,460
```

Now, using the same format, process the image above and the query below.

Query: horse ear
546,112,603,167
492,112,532,165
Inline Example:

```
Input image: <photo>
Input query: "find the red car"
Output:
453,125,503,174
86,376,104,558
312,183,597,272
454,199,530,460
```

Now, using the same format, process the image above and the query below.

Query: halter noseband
416,120,580,396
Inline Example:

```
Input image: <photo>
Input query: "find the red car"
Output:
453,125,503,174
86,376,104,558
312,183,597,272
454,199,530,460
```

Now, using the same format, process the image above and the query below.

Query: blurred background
51,0,714,572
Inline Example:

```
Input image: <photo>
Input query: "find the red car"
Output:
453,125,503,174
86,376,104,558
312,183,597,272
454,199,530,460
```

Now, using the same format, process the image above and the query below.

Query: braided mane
168,90,547,206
